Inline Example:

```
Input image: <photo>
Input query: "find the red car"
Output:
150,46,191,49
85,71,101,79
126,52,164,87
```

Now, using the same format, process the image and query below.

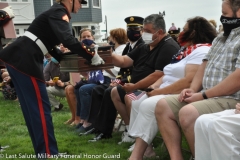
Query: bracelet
202,91,208,99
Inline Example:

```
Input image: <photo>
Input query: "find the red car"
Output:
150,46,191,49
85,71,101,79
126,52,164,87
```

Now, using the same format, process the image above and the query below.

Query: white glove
2,6,15,19
91,47,105,65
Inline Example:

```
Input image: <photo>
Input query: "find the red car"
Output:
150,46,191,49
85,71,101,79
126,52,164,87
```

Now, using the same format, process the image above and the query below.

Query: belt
23,31,48,55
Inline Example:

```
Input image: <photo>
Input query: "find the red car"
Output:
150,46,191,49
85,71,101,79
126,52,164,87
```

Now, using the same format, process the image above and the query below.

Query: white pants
128,94,166,144
46,86,66,108
195,109,240,160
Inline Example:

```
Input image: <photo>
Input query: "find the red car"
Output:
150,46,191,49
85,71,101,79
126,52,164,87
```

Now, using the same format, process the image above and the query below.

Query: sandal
64,119,74,125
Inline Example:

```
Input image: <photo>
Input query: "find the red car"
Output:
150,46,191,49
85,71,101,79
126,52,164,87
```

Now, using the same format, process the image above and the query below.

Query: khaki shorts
165,95,240,122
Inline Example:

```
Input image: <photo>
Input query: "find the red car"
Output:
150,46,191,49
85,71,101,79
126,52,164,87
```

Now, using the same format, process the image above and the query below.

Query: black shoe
77,125,93,133
88,133,112,142
79,128,97,136
75,123,83,129
54,103,63,111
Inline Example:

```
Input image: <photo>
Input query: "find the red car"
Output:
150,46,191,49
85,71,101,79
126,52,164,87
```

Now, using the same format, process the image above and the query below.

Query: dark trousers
6,65,58,156
88,85,117,135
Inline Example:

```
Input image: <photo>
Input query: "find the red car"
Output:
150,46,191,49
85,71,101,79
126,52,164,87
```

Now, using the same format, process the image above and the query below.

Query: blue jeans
75,83,97,120
75,76,111,120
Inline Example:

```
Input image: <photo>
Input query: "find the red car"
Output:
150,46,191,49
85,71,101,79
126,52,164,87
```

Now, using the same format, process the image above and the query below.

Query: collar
130,40,137,49
60,3,71,19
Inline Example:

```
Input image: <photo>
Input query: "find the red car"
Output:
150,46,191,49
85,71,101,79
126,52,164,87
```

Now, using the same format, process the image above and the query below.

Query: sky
99,0,222,38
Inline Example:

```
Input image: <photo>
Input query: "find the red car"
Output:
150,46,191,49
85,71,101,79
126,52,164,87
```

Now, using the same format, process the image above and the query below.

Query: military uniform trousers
88,85,118,135
6,64,58,156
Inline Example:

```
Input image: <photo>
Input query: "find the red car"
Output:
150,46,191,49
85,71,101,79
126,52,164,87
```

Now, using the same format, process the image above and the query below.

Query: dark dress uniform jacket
0,3,94,81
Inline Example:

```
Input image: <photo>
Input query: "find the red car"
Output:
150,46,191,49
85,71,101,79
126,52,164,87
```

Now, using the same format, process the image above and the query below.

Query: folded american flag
127,90,145,101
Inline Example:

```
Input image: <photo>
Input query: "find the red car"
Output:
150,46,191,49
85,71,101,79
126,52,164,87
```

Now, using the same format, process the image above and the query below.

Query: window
15,29,19,35
92,0,101,8
22,0,28,2
82,0,89,8
12,0,18,2
0,0,7,2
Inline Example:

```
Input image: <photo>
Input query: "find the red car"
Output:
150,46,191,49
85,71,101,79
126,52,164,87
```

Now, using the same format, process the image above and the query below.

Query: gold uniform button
84,46,86,48
88,49,90,51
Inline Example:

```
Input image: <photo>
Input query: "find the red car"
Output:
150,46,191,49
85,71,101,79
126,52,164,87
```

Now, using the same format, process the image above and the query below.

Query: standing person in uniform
82,16,145,137
0,0,104,157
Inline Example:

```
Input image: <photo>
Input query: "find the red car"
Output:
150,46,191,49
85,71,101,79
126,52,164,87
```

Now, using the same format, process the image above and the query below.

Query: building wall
1,0,103,43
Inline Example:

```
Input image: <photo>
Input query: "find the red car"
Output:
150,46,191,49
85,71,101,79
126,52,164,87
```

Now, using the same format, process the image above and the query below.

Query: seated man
127,16,217,159
44,56,70,111
87,14,180,143
82,16,145,137
154,1,240,159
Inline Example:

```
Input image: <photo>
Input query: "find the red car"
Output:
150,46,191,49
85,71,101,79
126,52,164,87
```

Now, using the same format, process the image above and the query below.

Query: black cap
124,16,144,27
168,30,180,35
81,0,87,4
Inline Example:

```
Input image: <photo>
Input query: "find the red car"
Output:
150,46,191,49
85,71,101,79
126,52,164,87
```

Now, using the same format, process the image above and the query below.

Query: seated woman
64,28,104,127
65,28,127,133
125,17,217,159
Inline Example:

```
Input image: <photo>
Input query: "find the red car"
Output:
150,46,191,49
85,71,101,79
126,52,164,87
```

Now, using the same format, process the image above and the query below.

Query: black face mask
220,15,240,36
127,30,141,42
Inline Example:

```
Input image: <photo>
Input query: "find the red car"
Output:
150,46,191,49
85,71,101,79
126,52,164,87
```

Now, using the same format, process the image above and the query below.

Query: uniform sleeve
48,8,94,61
155,44,179,71
0,10,11,26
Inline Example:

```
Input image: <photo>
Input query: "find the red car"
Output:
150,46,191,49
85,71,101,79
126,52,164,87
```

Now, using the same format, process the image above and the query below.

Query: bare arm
149,76,163,89
189,61,207,92
112,54,133,68
149,64,200,96
205,68,240,98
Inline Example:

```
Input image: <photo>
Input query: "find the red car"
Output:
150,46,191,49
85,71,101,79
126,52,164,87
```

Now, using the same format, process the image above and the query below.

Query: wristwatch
202,91,208,99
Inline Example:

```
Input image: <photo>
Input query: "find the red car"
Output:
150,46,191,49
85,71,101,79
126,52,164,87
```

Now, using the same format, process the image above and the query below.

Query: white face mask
142,30,159,44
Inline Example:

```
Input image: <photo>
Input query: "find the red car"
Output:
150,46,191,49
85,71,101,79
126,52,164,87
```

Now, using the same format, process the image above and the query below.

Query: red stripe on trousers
30,77,50,156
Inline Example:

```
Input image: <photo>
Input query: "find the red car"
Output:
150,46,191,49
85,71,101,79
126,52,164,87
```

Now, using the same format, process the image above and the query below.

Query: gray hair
143,14,166,33
224,0,240,17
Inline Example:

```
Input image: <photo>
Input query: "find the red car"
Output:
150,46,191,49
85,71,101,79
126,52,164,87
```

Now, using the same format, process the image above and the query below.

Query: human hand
122,83,135,93
178,88,195,102
48,80,55,86
235,103,240,114
56,80,64,87
3,76,10,83
2,6,15,19
109,82,118,87
182,92,203,103
91,52,105,66
146,88,160,97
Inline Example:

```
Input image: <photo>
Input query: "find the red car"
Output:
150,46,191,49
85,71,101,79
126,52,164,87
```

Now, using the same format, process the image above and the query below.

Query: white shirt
160,46,210,89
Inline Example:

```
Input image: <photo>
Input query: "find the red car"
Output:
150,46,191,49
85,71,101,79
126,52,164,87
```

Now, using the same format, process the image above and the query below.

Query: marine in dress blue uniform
0,0,104,157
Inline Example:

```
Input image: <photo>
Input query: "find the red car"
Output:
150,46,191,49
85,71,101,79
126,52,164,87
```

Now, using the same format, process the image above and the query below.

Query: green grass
0,93,191,160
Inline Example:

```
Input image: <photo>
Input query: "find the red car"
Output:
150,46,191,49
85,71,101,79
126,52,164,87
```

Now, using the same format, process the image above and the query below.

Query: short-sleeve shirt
203,26,240,99
161,46,210,88
43,61,69,82
127,35,180,83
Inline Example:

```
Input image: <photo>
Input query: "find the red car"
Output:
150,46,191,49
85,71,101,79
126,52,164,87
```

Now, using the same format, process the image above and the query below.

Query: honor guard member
168,28,180,44
85,16,145,141
0,6,15,68
0,0,104,157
